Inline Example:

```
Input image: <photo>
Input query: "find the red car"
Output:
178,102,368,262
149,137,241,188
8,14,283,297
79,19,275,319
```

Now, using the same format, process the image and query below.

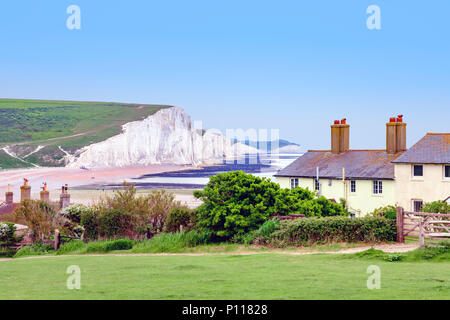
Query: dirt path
0,243,420,262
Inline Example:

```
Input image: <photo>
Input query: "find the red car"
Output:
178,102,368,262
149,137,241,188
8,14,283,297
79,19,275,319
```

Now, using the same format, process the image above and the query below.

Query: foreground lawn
0,253,448,299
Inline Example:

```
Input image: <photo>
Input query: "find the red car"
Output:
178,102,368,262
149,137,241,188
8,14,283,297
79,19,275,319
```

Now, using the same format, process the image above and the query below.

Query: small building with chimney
275,116,406,216
392,133,450,211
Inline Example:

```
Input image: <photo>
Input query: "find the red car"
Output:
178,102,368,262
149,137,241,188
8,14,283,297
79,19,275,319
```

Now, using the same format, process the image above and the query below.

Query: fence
396,207,450,246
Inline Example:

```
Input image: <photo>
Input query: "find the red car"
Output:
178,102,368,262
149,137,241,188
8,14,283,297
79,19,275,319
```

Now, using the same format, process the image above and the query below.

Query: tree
13,200,64,241
194,171,345,240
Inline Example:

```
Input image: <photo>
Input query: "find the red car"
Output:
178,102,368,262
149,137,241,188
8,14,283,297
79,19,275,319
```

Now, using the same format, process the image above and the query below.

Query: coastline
0,164,193,199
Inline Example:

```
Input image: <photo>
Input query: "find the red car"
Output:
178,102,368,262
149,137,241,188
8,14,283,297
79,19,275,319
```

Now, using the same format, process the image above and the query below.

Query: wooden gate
396,207,450,245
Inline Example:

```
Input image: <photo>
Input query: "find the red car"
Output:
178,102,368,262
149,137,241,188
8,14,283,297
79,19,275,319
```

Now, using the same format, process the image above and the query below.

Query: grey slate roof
392,133,450,164
275,150,403,180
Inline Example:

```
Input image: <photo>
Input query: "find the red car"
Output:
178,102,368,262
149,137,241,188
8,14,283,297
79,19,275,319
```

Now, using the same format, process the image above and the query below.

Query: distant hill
0,99,169,168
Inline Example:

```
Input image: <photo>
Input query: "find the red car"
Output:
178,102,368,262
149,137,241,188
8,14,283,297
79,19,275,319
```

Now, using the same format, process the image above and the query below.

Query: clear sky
1,0,449,150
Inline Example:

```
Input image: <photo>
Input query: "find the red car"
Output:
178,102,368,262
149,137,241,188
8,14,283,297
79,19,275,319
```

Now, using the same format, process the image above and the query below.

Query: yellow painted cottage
392,133,450,211
275,116,407,216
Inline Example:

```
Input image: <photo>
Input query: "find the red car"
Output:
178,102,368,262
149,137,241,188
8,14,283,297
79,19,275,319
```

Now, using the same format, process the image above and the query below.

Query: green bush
80,209,99,240
85,239,133,253
56,239,133,255
105,238,133,251
56,239,87,255
194,171,345,240
257,216,397,246
234,218,281,244
82,207,142,240
369,205,397,219
132,230,212,253
98,209,133,238
0,222,19,246
93,184,182,235
14,241,54,258
164,207,197,233
0,248,16,257
422,201,450,214
60,204,91,224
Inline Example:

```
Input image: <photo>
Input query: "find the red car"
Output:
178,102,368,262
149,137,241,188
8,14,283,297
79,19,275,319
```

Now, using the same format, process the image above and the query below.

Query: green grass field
0,99,170,168
0,253,448,299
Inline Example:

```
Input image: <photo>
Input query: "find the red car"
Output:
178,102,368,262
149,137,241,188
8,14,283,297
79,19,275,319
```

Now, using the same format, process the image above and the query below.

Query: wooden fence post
419,219,424,247
396,206,404,243
54,229,61,250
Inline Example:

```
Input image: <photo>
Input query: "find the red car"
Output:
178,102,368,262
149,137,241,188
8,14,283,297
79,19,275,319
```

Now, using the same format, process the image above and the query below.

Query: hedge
256,216,396,246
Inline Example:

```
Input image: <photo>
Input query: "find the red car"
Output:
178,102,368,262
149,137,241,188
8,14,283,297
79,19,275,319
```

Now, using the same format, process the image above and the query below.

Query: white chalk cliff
67,107,258,168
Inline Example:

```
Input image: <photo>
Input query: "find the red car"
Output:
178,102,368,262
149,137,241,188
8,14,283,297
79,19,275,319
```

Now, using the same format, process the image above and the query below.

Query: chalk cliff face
67,107,257,168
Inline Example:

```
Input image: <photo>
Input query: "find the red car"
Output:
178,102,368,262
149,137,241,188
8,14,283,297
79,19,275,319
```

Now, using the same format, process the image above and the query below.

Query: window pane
351,181,356,192
413,165,423,177
414,200,423,212
445,165,450,178
378,181,383,194
373,181,378,194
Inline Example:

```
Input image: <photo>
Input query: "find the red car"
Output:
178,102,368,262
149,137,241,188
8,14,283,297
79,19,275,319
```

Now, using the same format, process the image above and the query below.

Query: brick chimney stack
20,178,31,202
60,184,70,209
40,182,50,202
5,184,13,204
386,115,407,154
331,119,350,154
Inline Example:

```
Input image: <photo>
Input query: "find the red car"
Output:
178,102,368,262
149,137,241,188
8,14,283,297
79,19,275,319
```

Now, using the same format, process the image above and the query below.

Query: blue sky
0,0,449,150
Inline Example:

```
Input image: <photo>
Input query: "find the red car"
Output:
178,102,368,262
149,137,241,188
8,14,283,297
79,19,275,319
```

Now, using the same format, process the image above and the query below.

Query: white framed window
412,199,423,212
290,178,299,189
373,180,383,194
350,180,356,193
444,165,450,179
413,164,423,178
314,179,321,192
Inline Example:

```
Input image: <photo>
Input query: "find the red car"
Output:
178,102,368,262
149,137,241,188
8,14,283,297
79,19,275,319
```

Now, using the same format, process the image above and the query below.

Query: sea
104,153,300,190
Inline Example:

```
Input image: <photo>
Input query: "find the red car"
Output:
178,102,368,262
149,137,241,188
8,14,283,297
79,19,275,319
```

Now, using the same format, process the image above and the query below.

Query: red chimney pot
389,117,396,123
334,120,340,124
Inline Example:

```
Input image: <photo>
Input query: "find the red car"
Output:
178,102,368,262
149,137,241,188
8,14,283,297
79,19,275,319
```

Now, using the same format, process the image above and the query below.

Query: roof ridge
307,149,389,152
426,133,450,135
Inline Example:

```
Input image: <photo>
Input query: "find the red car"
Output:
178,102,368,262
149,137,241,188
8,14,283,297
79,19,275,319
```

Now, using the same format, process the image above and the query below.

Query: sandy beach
0,164,201,206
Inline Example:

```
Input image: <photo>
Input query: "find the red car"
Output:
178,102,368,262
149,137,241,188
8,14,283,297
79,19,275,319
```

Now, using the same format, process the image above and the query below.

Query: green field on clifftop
0,99,169,168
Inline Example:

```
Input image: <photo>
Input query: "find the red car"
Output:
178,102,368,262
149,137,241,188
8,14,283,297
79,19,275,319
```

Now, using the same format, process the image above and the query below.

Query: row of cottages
275,116,449,216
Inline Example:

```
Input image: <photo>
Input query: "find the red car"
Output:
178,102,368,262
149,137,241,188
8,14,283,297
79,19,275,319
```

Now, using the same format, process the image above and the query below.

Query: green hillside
0,99,170,169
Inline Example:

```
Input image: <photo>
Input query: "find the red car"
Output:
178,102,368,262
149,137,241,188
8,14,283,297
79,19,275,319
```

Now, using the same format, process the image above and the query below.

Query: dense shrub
369,205,397,219
13,200,64,241
164,207,197,233
14,241,55,258
0,248,16,257
0,222,18,246
56,238,133,255
97,209,133,238
80,209,99,240
104,238,133,251
194,171,345,240
422,201,450,214
93,183,183,236
132,230,212,253
59,204,91,237
256,216,397,246
86,239,133,253
60,204,91,224
56,239,87,255
234,218,281,244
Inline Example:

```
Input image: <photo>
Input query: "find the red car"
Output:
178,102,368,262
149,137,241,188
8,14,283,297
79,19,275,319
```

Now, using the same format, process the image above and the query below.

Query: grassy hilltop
0,99,170,169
